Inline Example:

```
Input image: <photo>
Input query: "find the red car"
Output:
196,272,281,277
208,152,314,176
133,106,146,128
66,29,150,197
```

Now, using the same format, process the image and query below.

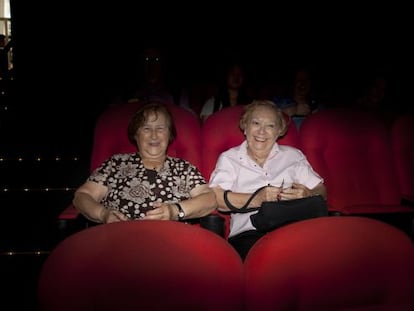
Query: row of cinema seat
59,101,414,239
43,102,414,310
38,216,414,310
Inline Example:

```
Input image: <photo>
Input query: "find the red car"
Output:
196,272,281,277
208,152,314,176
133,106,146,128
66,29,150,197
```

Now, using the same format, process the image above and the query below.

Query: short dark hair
127,101,177,145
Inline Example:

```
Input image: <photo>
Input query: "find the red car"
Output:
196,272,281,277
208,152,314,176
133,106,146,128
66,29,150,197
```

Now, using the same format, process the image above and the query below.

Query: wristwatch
175,203,185,221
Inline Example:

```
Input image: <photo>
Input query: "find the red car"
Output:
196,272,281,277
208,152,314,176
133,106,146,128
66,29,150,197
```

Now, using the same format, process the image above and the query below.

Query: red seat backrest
201,105,299,180
299,108,408,215
90,101,202,171
391,114,414,200
244,216,414,311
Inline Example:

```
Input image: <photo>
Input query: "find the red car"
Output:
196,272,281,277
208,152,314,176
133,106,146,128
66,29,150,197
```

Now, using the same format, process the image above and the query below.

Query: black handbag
250,195,328,233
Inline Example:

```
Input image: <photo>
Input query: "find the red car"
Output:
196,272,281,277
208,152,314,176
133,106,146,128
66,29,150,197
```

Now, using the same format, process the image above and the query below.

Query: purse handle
223,185,267,213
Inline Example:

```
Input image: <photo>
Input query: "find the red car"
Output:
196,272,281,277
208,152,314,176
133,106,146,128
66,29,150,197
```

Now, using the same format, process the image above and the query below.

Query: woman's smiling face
245,105,280,154
135,111,170,158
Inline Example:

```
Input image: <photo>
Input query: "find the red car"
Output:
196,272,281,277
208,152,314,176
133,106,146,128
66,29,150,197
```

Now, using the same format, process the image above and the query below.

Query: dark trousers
228,230,265,261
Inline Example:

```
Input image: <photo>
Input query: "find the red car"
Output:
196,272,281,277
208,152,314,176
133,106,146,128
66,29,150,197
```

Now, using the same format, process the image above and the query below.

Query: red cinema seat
38,221,244,311
90,101,202,171
299,108,414,216
201,105,299,180
244,216,414,311
391,114,414,202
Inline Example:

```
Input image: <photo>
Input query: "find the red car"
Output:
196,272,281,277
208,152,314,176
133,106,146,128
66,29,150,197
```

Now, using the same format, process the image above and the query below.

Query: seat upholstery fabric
38,221,244,311
244,216,414,311
299,108,414,215
90,101,202,171
391,114,414,201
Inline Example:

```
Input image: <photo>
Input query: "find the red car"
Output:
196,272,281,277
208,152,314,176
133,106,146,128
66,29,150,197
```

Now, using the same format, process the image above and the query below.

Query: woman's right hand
101,208,129,223
253,186,284,206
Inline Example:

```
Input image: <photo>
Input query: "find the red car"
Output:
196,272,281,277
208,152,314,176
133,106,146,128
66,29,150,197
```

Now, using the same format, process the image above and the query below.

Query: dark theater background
1,2,412,310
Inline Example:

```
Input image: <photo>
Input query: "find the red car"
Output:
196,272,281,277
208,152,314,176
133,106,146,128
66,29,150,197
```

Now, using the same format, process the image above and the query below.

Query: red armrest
58,204,79,220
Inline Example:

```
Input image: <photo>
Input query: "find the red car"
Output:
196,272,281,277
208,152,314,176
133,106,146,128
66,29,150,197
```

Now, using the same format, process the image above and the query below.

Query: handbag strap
224,185,267,213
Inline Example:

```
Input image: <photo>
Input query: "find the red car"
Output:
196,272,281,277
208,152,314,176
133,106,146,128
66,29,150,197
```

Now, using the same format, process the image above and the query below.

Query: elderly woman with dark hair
73,101,216,224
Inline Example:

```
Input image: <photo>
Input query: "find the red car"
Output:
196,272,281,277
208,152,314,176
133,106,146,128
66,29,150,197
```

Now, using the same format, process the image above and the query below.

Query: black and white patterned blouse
88,153,206,219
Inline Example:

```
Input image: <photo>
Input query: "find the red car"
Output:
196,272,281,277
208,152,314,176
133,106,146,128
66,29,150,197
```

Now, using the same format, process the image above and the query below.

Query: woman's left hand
142,202,176,220
278,183,312,200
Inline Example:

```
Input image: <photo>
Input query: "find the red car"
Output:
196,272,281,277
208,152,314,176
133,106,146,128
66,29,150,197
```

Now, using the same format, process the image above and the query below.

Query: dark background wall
5,2,413,156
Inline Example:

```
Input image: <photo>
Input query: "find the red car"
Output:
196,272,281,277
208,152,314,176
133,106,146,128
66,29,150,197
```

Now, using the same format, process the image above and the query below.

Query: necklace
142,157,166,171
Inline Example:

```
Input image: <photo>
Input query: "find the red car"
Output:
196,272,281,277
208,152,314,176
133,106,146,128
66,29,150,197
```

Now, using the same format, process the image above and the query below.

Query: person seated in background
127,46,175,105
351,72,402,126
122,46,195,115
273,66,321,129
209,100,326,260
73,101,216,223
355,73,388,111
200,60,253,122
